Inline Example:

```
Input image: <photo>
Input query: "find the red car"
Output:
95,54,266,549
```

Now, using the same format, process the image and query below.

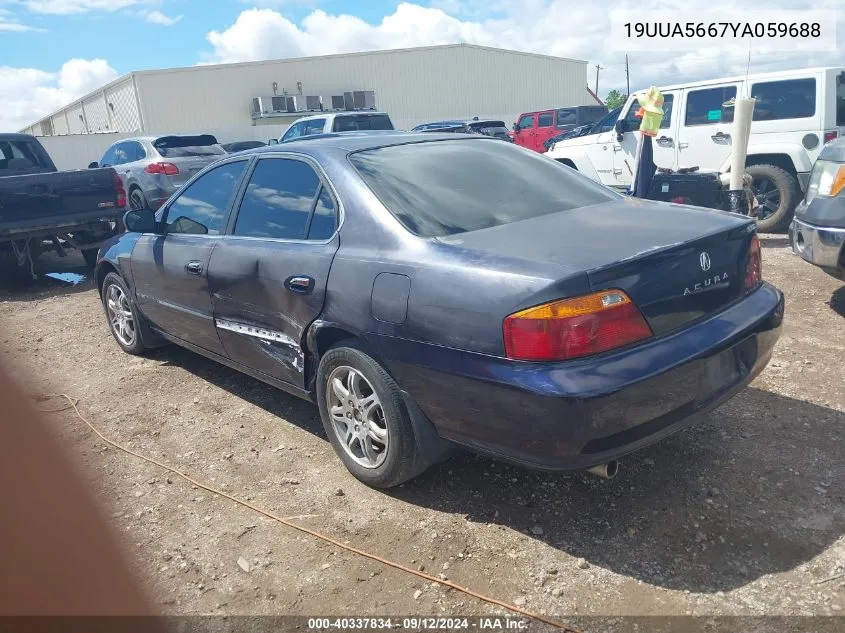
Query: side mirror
513,124,521,133
88,161,99,169
123,208,156,233
268,138,279,145
614,120,627,135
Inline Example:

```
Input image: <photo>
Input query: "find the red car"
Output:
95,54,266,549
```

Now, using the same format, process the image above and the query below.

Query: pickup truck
0,133,126,277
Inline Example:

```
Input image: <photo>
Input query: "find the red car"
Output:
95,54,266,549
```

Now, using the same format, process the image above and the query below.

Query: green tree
605,89,628,110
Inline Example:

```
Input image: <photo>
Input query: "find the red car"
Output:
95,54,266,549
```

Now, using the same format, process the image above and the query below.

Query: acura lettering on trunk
95,134,784,488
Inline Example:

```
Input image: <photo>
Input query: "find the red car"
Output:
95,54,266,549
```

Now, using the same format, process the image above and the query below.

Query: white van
546,67,845,231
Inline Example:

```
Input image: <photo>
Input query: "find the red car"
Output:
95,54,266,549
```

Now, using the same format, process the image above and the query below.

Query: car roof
238,131,488,157
292,111,389,122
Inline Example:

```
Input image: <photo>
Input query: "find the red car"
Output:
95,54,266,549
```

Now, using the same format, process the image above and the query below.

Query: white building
21,44,599,170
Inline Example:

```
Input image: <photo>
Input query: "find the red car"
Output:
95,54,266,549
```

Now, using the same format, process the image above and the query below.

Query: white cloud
203,1,845,99
19,0,151,14
141,9,181,25
0,58,118,132
0,6,43,29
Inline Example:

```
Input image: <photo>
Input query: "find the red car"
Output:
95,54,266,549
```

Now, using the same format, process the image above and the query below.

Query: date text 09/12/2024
307,617,530,630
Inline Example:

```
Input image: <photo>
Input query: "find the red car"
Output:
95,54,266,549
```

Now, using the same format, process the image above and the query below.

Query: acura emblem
699,252,711,272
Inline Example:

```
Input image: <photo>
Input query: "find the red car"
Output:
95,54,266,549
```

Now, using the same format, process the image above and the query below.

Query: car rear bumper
370,282,784,471
790,217,845,279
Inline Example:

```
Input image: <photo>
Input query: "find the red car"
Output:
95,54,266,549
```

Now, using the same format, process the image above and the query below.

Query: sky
1,0,843,132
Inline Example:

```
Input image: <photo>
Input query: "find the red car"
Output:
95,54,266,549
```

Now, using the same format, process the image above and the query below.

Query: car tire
128,187,148,211
747,164,800,233
81,248,98,268
101,272,147,355
316,342,435,488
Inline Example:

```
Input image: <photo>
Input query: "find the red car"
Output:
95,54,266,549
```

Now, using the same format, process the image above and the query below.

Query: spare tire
746,164,800,233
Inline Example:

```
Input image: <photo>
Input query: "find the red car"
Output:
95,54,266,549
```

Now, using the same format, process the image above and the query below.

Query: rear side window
350,139,619,238
165,161,247,235
0,140,45,171
556,108,577,127
750,78,816,121
578,107,608,124
333,114,393,132
538,112,554,127
234,158,335,240
154,135,225,158
684,86,737,126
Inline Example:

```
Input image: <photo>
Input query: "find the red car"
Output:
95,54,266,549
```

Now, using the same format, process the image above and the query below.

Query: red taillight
503,290,653,361
112,172,126,208
144,162,179,176
824,130,838,144
744,234,762,290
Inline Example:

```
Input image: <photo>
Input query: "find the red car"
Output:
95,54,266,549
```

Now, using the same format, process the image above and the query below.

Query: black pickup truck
0,133,126,277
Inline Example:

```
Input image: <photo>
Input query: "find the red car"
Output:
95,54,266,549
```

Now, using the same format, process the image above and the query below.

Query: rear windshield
333,114,394,132
349,139,618,238
0,139,47,171
468,120,505,131
154,135,225,158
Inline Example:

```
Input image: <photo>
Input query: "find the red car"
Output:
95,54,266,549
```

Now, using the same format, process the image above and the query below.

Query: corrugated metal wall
135,45,591,141
23,45,592,169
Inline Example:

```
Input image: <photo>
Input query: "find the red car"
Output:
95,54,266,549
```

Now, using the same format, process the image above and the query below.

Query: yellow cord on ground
42,394,579,632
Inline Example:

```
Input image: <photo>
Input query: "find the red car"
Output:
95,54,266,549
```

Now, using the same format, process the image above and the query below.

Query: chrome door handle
185,261,203,275
711,131,731,142
285,275,314,294
656,135,674,146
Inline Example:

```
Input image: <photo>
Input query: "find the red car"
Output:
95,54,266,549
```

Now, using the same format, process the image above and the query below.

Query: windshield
154,135,226,158
333,114,394,132
349,139,618,238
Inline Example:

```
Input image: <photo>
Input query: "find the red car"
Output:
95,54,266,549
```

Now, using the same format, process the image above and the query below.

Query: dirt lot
1,236,844,627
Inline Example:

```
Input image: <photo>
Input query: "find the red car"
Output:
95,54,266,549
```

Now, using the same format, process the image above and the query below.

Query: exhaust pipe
586,460,619,480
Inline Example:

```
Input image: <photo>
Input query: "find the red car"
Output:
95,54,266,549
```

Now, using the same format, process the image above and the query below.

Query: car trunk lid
435,198,755,336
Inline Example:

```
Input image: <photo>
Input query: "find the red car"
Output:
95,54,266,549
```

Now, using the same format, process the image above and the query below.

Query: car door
613,92,679,187
513,113,536,149
130,159,250,355
535,110,555,152
675,83,739,171
207,155,340,388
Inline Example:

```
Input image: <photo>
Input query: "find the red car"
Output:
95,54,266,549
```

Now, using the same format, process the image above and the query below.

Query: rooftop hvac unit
285,96,306,113
331,95,346,110
343,91,376,111
251,96,288,115
305,95,323,111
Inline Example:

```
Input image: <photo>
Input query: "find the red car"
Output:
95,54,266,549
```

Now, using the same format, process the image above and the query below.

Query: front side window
350,139,618,238
303,119,326,136
517,114,535,129
100,145,118,167
623,94,675,131
233,158,335,240
112,143,131,165
282,122,304,141
684,86,737,126
164,161,247,235
751,78,816,121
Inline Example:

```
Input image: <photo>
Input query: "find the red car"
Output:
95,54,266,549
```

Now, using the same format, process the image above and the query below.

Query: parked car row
546,66,845,232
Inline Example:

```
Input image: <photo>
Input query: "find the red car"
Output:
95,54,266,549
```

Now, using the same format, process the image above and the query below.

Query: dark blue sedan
95,133,784,488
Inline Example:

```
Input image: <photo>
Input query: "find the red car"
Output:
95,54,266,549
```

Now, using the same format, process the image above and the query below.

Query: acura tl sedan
95,133,784,488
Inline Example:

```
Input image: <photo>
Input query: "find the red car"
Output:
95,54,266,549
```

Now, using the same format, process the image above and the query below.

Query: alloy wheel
751,176,781,221
326,366,388,469
106,283,136,347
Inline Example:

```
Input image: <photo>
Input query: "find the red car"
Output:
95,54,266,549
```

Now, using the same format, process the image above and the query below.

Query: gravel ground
0,236,843,628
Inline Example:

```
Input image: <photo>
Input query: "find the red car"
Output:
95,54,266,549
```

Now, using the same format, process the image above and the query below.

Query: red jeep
511,105,608,152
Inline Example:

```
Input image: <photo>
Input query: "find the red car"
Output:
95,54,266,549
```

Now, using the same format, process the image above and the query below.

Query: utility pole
595,64,604,97
625,55,630,96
